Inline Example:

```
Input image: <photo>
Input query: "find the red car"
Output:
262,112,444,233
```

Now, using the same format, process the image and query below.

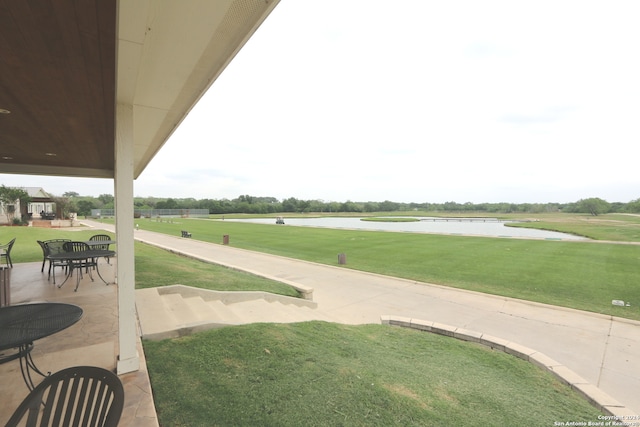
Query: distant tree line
55,192,640,217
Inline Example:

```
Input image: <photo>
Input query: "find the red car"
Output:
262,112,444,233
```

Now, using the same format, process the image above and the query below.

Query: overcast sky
2,1,639,204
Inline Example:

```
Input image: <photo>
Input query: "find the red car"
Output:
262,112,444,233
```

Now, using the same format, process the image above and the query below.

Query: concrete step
223,299,334,324
162,293,203,326
135,288,179,338
226,299,279,323
181,296,216,322
136,286,333,341
206,300,245,324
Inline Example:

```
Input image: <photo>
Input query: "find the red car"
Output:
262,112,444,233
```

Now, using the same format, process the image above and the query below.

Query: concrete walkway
84,220,640,415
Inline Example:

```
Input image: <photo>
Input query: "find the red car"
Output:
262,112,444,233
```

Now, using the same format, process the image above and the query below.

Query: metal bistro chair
89,234,113,264
62,241,98,291
36,240,47,272
0,237,16,268
5,366,124,427
42,239,71,284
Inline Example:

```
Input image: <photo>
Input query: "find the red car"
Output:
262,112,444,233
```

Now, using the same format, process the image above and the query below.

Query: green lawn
5,219,640,320
1,227,104,263
127,215,640,321
505,213,640,242
144,322,603,427
134,241,299,297
4,218,634,422
0,227,299,297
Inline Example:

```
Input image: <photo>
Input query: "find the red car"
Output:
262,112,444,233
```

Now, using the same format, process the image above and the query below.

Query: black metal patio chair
0,237,16,268
4,365,124,427
42,239,71,284
62,241,97,284
89,234,113,264
36,240,47,272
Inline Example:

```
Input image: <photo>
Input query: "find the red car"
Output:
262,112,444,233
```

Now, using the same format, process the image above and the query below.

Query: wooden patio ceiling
0,0,116,178
0,0,279,180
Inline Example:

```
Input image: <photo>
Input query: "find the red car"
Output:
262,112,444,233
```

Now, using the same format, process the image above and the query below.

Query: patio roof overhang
0,0,280,376
0,0,279,179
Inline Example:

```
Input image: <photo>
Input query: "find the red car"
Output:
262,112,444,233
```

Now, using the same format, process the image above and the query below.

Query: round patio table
48,249,116,291
0,302,83,389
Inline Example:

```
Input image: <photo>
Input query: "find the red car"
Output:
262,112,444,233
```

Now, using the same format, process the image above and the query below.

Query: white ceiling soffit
116,0,280,178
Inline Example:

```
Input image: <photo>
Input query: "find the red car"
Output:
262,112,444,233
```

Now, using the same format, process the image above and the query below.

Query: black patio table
0,302,83,389
47,249,116,291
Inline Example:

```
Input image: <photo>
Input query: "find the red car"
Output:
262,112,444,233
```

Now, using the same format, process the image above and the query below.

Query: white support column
115,103,140,374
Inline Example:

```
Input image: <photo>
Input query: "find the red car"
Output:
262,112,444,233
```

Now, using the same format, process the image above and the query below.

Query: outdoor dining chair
62,241,97,282
37,239,69,272
0,237,16,268
88,234,112,248
42,239,71,284
4,365,124,427
89,234,113,264
36,240,47,272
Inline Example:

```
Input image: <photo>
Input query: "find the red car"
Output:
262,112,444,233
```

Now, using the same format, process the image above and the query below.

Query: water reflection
224,217,587,240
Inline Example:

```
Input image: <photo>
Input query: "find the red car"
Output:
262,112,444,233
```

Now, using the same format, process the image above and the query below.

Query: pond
223,217,587,241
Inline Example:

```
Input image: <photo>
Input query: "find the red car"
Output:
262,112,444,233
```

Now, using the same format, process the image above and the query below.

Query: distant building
24,187,56,218
0,187,56,224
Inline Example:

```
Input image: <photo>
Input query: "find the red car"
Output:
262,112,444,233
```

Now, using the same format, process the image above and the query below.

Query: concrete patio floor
0,260,158,427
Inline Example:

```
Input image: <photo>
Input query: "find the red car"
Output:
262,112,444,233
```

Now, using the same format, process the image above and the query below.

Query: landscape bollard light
338,253,346,265
223,235,229,245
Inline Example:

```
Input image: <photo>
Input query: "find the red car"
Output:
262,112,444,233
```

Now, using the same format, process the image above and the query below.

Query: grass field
144,322,603,427
3,214,637,423
505,213,640,242
134,241,299,296
0,227,300,297
126,213,640,321
4,216,639,319
132,213,636,424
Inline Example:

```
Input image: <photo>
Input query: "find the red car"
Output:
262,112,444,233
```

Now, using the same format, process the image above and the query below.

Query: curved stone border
381,315,636,418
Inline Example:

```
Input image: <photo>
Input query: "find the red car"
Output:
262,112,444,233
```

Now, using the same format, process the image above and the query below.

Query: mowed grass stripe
144,322,604,426
135,217,640,320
